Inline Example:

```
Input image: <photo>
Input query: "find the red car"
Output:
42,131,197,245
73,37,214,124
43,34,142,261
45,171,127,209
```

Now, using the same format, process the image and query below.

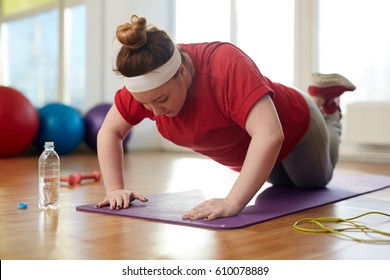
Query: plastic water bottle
38,142,60,210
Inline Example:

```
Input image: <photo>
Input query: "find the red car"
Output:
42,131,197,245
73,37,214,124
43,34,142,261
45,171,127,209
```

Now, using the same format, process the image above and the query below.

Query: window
0,0,86,110
235,0,294,85
175,0,231,43
2,9,59,105
318,0,390,108
175,0,295,84
64,4,86,107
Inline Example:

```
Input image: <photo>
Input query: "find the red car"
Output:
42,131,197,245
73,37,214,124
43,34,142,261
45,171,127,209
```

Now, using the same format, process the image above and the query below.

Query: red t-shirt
115,42,310,172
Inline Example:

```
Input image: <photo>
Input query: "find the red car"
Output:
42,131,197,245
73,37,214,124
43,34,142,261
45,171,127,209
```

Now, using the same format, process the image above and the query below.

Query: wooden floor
1,150,389,260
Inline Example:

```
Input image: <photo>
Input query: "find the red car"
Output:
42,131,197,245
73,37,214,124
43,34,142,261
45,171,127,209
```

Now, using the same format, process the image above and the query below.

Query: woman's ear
178,64,185,75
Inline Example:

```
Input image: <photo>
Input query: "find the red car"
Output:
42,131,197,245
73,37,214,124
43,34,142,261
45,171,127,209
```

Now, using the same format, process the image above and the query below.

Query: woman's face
131,64,191,117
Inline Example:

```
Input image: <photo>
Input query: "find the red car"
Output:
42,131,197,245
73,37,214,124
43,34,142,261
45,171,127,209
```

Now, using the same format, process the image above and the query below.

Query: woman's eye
159,97,169,103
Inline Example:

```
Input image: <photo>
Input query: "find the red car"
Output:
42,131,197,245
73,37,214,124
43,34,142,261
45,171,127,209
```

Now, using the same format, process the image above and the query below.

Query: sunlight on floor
166,156,239,197
153,224,216,259
165,156,272,205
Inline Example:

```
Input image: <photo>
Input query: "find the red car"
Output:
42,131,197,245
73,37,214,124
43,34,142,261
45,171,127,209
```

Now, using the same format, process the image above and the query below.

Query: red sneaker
322,98,340,115
308,73,356,115
308,85,355,100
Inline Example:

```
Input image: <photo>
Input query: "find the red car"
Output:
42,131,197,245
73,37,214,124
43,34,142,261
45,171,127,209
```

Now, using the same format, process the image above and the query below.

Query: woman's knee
268,163,332,188
292,170,333,188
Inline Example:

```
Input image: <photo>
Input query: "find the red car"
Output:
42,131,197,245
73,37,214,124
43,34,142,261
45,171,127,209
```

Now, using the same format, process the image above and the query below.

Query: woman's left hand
182,198,241,221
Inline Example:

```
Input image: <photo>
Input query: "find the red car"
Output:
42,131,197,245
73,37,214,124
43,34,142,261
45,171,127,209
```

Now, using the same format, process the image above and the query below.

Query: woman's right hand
96,189,148,209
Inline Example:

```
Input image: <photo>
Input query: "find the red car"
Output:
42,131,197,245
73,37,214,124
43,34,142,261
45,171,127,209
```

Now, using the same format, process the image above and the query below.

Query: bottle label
44,178,56,183
39,177,60,209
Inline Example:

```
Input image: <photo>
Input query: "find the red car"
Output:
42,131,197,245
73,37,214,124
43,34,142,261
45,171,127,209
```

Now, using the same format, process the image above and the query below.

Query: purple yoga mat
76,172,390,229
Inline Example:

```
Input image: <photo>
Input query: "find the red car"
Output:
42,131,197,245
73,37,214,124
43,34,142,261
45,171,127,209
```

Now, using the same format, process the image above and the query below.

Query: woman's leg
268,73,354,188
281,93,338,188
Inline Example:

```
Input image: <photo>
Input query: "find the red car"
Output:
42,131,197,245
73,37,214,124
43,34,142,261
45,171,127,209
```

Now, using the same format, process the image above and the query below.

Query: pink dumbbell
61,171,101,185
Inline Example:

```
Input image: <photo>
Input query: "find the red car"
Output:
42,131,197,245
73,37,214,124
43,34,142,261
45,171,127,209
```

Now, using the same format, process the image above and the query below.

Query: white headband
124,47,182,93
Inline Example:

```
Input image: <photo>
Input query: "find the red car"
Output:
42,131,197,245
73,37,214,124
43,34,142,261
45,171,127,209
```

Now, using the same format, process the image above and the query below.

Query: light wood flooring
1,150,389,260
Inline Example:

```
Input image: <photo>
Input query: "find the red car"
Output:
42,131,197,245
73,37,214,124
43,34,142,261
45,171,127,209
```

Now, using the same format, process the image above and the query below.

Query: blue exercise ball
34,103,85,155
84,103,131,151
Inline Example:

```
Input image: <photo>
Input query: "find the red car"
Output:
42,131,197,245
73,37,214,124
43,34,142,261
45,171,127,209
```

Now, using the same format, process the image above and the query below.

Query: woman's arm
96,104,148,209
183,94,284,220
225,94,284,210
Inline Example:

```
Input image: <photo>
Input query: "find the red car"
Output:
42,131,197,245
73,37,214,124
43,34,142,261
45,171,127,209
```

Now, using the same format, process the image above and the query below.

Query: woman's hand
182,198,241,221
96,189,148,209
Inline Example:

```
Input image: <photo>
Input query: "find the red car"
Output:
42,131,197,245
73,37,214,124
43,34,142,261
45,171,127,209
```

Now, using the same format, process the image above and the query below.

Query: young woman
96,15,355,221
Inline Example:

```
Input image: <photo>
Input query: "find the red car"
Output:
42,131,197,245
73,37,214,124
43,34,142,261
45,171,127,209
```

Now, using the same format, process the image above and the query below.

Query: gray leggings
267,90,341,188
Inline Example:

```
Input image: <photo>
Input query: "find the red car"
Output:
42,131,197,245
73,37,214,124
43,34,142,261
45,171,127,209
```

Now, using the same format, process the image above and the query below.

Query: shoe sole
311,73,356,90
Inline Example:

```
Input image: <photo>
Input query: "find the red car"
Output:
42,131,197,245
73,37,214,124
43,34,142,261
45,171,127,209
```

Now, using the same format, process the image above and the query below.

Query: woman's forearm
96,105,132,195
97,127,126,194
226,131,283,211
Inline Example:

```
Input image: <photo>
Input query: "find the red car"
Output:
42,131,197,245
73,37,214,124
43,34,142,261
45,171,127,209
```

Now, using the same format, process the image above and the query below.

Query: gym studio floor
1,150,389,260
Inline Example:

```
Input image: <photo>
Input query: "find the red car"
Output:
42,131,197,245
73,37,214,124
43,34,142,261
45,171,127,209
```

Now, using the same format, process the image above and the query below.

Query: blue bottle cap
18,203,28,209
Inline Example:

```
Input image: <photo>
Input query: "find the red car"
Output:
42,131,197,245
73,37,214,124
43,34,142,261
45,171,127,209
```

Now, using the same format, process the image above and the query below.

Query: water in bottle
38,142,60,210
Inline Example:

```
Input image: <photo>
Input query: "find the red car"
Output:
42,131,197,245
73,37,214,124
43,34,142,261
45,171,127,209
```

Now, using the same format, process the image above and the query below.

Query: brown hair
115,15,176,77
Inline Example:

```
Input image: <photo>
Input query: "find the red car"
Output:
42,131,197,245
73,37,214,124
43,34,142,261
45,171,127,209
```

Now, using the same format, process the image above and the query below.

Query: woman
96,15,355,221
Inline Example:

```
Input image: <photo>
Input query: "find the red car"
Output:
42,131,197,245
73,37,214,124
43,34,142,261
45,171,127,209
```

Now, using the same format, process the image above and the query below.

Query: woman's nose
150,104,164,116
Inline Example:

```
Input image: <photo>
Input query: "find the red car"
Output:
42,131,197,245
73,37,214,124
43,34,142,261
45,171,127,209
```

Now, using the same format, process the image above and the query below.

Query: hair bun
116,15,147,50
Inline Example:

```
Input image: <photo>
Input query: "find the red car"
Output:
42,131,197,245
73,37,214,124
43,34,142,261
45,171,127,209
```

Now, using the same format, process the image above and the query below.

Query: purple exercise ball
84,103,131,151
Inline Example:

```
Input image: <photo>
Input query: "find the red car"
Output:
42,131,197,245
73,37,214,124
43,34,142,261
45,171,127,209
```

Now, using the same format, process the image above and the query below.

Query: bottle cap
44,142,54,149
18,203,28,209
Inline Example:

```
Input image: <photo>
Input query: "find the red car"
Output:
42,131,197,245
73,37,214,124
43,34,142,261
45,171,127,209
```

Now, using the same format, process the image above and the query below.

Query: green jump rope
293,211,390,243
